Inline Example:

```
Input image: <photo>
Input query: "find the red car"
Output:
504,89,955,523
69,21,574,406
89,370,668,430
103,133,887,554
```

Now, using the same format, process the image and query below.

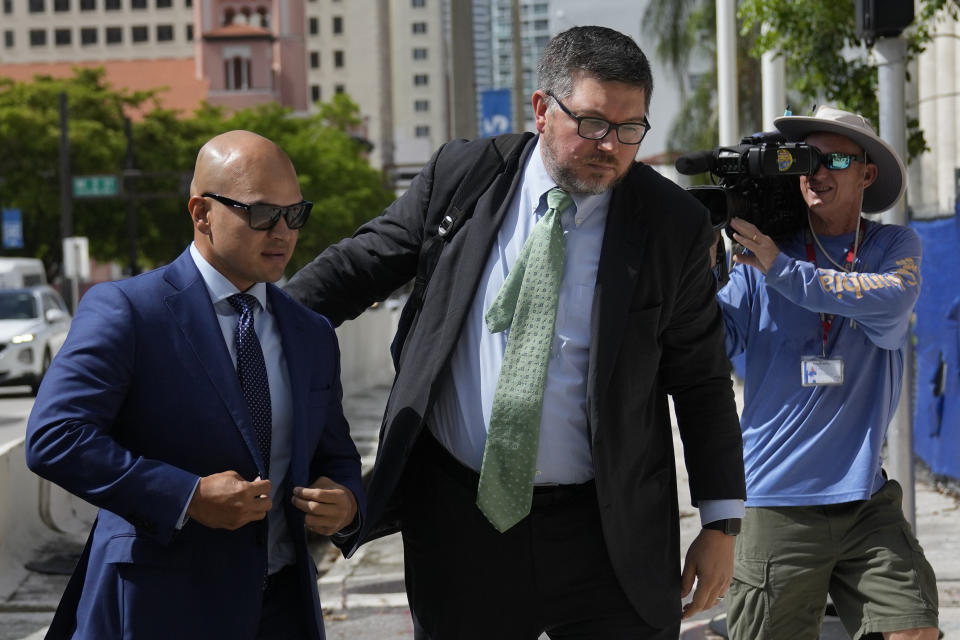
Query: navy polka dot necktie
228,293,272,477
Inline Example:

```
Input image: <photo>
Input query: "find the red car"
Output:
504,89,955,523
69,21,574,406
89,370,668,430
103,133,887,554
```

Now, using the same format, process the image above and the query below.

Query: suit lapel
163,250,267,475
434,135,537,361
588,169,649,418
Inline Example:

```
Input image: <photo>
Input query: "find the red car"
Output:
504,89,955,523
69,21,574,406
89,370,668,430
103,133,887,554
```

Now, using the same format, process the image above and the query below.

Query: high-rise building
0,0,457,179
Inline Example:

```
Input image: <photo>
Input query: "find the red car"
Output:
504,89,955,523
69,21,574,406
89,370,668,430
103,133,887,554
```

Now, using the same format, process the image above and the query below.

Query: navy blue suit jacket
26,248,364,639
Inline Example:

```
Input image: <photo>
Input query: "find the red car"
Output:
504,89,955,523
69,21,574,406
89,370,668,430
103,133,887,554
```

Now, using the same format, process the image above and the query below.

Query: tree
0,68,150,279
0,70,395,279
644,0,960,160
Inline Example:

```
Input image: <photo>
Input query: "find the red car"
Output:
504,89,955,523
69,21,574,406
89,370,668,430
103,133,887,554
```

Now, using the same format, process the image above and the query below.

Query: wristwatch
703,518,741,536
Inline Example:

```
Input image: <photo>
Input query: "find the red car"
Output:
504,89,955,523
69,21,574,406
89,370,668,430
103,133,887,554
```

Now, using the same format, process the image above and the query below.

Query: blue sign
480,89,512,138
2,208,23,249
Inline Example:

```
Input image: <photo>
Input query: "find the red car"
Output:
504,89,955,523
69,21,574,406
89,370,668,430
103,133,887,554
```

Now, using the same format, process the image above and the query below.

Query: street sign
480,89,512,138
2,208,23,249
73,175,119,197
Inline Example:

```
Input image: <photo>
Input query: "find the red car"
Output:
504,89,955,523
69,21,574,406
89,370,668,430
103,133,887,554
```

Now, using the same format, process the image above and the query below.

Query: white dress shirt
429,139,743,524
189,243,296,573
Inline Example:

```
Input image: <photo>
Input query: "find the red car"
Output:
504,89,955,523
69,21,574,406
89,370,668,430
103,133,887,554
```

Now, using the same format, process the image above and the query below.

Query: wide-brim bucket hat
774,105,906,213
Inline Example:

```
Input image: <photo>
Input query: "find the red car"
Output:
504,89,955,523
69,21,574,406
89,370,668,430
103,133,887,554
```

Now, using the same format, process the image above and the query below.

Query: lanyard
804,218,866,357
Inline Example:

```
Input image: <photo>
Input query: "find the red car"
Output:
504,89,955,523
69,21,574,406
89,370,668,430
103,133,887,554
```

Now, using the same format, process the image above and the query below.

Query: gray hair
537,26,653,110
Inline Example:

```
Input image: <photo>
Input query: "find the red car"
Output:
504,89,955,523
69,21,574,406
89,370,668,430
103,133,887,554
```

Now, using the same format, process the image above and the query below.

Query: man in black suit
286,26,745,639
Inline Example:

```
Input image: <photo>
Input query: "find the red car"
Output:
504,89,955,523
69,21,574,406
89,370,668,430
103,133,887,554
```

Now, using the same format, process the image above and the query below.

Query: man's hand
292,476,358,536
729,217,780,274
186,471,272,530
680,529,735,620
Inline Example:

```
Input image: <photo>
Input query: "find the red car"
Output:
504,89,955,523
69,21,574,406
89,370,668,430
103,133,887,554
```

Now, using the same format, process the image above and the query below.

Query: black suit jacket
285,133,745,628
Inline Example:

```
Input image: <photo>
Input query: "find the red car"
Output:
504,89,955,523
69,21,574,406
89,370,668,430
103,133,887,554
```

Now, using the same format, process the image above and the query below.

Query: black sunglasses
814,150,866,171
202,192,312,230
546,90,651,145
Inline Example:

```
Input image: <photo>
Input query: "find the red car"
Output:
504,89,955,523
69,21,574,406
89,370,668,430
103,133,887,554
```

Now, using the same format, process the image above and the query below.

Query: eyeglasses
202,192,312,230
814,150,866,171
546,91,651,145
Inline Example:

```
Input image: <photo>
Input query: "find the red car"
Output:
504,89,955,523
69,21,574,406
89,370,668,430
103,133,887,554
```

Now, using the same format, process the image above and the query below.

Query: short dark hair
537,26,653,110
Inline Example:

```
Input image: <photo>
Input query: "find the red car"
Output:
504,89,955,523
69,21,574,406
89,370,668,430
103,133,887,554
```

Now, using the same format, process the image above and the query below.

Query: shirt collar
525,137,612,224
189,242,268,311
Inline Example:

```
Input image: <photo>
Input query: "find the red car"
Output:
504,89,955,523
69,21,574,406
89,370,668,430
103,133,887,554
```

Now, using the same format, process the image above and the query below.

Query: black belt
264,563,297,595
416,430,596,508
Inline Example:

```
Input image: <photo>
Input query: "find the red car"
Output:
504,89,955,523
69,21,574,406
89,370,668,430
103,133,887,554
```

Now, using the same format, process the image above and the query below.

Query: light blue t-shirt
718,220,922,506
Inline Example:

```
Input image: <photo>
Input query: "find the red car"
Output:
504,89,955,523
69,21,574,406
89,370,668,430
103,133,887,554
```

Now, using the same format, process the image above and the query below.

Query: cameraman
717,106,939,640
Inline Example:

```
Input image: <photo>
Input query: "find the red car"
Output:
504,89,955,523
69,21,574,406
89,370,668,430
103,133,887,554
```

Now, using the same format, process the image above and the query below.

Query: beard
541,131,630,195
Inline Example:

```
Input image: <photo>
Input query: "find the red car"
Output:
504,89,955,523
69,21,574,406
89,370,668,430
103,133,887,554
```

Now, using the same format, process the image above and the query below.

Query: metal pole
875,35,916,530
510,0,525,133
124,118,139,277
58,92,77,313
760,26,786,131
716,0,739,145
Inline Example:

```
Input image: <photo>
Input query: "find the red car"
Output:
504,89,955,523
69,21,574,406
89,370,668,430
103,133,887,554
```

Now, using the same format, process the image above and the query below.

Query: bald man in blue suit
26,130,364,640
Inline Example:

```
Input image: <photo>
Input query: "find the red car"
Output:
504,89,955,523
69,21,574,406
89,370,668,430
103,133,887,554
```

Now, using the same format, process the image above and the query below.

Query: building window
28,0,43,13
533,19,547,30
412,0,424,6
414,99,429,112
256,7,268,27
156,0,171,7
105,0,120,10
156,24,173,41
309,17,318,35
415,125,430,137
334,84,344,94
413,73,428,86
2,0,11,14
106,25,122,43
29,29,46,45
185,23,192,40
4,30,14,48
53,0,68,11
310,85,320,102
412,21,427,34
332,15,342,34
309,51,319,69
79,0,94,10
333,50,344,68
54,27,70,44
412,47,427,60
80,26,97,44
184,0,190,7
225,56,251,90
132,25,148,42
131,0,146,8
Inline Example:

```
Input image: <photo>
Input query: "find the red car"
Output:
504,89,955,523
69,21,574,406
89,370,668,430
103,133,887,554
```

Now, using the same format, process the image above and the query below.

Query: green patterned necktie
478,187,573,532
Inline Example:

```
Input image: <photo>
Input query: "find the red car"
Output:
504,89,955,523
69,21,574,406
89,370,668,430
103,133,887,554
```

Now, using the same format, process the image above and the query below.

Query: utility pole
876,34,915,530
124,117,140,277
58,92,77,313
510,0,525,133
855,0,917,530
716,0,739,145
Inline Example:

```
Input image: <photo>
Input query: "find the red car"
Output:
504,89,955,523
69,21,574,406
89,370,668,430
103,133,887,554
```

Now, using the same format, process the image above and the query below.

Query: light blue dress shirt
430,139,743,525
188,243,296,573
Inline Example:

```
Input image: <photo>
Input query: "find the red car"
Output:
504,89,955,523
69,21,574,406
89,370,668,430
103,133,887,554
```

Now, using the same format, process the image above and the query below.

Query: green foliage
645,0,960,163
643,0,762,159
0,70,394,279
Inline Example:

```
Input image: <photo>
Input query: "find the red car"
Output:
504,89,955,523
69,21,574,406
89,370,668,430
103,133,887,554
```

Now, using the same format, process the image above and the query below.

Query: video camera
676,131,817,241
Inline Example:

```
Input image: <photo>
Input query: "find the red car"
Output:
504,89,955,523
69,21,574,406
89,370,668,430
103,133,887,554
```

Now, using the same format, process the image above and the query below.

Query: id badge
801,357,844,387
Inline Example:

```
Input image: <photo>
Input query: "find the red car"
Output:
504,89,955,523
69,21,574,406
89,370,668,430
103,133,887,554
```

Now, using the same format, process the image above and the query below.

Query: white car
0,286,72,394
